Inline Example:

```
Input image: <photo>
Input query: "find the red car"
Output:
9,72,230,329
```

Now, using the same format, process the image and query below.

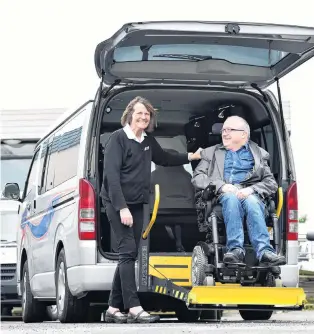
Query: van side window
38,109,86,192
23,149,40,199
45,135,61,192
53,125,83,187
37,140,50,194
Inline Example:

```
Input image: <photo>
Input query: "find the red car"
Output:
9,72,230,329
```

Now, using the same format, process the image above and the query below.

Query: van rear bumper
280,264,299,287
67,263,117,296
66,263,300,296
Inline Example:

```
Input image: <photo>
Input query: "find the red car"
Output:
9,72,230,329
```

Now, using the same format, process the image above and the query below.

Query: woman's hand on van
120,208,133,227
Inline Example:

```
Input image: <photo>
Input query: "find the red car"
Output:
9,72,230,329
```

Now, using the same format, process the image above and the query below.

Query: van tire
239,309,273,321
56,249,89,323
239,273,274,321
21,260,47,323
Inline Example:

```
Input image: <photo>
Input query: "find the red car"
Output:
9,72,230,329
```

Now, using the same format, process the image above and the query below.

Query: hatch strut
275,78,287,144
251,83,268,102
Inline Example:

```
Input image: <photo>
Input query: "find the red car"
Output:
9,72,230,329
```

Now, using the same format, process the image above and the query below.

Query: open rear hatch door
94,21,314,88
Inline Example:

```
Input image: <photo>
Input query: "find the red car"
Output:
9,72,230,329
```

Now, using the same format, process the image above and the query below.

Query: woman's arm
150,136,190,166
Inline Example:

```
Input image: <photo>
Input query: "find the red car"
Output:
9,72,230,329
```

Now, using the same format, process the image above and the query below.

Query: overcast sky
0,0,313,225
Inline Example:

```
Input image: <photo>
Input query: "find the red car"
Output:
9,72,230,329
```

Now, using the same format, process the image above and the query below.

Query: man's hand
221,184,238,194
120,208,133,227
236,187,254,199
188,148,203,161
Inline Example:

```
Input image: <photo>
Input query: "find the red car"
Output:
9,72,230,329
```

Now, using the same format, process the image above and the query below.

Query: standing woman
101,96,202,324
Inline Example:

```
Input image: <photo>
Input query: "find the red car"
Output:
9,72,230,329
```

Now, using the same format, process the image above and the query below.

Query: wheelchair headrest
211,123,223,135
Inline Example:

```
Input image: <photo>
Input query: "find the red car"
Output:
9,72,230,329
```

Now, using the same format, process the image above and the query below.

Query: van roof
35,100,93,148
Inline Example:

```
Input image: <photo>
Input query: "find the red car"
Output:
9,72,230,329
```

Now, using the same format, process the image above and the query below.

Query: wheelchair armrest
202,184,216,201
265,196,276,214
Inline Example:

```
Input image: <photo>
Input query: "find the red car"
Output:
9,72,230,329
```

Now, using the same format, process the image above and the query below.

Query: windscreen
0,141,36,195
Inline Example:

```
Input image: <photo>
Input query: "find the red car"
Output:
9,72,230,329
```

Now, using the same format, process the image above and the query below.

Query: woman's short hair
121,96,157,132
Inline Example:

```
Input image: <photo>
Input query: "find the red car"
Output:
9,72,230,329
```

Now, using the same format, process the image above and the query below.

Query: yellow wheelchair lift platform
138,185,307,312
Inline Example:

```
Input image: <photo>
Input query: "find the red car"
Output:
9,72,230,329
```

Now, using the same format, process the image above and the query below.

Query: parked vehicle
14,21,314,323
1,139,37,315
1,108,65,317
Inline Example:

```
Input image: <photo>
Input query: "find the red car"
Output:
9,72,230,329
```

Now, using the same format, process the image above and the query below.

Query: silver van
15,21,314,323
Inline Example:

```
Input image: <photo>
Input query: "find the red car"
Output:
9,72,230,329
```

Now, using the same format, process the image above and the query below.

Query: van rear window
113,44,288,67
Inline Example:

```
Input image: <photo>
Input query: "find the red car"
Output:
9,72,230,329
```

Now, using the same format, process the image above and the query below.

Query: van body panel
16,103,94,298
67,263,117,296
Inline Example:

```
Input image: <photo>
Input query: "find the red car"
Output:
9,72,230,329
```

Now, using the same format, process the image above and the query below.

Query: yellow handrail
142,184,160,239
276,187,283,218
268,186,284,233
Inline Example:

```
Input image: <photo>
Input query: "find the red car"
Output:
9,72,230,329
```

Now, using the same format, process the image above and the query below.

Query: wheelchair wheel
191,245,208,286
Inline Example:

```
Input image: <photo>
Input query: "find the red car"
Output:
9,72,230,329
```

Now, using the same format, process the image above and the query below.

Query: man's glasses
220,128,245,134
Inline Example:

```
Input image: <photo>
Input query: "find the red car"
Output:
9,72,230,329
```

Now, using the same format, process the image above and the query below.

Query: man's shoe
127,310,160,323
223,249,245,266
260,252,286,267
104,310,127,323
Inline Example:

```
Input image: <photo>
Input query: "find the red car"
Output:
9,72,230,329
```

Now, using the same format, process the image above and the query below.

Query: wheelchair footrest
187,285,307,308
224,264,277,271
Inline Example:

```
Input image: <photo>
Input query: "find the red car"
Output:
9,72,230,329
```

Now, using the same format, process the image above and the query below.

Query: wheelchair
191,184,283,290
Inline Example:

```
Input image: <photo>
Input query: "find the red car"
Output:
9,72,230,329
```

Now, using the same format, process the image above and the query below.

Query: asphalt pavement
2,311,314,333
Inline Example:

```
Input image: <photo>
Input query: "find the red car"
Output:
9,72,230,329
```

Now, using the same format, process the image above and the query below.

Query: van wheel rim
57,262,66,315
22,272,27,317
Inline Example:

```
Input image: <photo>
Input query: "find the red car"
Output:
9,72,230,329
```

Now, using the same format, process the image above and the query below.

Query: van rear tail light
78,179,96,240
286,182,298,241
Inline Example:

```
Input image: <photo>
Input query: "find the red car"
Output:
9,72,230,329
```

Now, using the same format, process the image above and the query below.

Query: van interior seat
149,148,200,252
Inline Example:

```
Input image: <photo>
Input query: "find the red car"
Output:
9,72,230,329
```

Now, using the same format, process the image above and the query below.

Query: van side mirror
306,231,314,241
3,183,20,201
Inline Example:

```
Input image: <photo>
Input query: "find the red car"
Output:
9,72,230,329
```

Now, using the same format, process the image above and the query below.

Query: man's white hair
226,115,250,138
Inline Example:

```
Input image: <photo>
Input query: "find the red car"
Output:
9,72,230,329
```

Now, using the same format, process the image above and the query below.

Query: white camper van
14,21,314,323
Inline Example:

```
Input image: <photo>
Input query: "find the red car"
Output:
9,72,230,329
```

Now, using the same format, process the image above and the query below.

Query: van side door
30,136,57,278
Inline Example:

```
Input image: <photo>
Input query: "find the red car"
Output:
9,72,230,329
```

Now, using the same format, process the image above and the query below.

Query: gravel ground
2,311,314,334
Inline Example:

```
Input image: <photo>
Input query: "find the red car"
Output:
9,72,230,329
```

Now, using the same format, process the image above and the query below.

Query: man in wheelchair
191,115,286,269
